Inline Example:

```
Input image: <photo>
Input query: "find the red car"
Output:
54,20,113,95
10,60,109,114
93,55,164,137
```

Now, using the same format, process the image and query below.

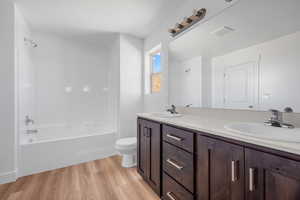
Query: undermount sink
151,112,182,118
224,123,300,143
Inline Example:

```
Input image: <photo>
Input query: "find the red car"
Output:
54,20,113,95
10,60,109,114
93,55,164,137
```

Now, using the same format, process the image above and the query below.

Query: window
144,44,162,94
150,50,162,93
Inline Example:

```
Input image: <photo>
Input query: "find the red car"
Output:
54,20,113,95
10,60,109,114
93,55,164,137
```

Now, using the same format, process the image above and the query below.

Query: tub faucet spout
166,105,178,114
26,129,38,135
264,109,294,129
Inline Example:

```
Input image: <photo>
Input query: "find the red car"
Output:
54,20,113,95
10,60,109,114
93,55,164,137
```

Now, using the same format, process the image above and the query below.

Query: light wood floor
0,156,160,200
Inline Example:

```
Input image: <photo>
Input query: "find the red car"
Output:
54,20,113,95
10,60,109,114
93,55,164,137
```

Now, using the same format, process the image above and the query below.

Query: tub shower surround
17,31,120,177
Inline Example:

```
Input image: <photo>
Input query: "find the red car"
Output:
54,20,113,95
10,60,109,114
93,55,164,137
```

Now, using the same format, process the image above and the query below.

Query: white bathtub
19,124,117,177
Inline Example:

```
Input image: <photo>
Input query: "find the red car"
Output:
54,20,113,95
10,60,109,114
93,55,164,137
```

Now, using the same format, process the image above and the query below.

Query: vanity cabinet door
196,135,245,200
137,119,148,178
137,119,161,196
245,148,300,200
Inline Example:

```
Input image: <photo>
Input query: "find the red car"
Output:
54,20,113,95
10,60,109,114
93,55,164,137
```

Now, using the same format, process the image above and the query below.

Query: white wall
144,32,169,112
169,56,202,107
0,0,16,184
15,5,36,182
202,57,212,107
119,34,143,138
108,34,121,137
31,32,116,129
212,31,300,112
15,7,35,132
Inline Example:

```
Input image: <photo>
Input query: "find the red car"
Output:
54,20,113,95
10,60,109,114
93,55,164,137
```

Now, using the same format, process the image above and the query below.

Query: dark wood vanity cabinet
137,119,161,196
245,148,300,200
196,135,245,200
196,135,300,200
137,118,300,200
162,125,195,200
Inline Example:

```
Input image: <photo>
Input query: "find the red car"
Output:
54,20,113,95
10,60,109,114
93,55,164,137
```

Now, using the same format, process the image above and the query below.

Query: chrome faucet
25,115,34,126
166,105,178,114
264,108,294,129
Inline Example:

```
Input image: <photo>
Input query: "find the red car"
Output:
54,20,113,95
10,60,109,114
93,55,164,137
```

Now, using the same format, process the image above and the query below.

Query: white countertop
137,113,300,156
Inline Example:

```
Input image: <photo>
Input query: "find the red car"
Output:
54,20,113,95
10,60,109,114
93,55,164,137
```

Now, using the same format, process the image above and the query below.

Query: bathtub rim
20,130,116,146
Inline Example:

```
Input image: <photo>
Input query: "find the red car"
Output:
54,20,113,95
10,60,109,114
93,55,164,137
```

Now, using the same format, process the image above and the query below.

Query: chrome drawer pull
231,160,238,182
167,192,177,200
166,134,183,141
249,168,255,192
166,159,184,170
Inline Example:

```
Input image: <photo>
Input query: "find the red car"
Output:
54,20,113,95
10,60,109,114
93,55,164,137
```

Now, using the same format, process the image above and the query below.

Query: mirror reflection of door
212,55,259,110
223,62,256,110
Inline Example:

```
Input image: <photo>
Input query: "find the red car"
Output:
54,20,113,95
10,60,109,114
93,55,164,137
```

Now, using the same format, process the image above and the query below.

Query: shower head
24,37,38,48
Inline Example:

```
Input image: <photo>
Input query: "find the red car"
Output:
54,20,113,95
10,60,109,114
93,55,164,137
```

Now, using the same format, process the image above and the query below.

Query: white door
223,62,256,110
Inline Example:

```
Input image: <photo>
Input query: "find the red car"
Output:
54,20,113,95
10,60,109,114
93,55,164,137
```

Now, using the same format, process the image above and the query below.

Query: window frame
150,49,162,93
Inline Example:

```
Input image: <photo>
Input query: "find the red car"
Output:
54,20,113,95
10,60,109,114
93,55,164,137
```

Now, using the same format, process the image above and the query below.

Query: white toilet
115,137,137,168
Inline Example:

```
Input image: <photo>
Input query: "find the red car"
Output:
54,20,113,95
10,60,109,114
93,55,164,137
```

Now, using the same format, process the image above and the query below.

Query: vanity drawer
163,173,194,200
163,125,194,153
163,142,194,193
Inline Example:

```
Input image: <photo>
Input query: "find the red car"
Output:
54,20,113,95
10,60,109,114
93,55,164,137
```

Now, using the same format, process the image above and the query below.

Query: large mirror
169,0,300,112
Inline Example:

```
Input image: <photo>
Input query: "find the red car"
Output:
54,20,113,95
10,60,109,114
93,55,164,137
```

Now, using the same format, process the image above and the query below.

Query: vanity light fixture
168,8,207,37
183,17,193,24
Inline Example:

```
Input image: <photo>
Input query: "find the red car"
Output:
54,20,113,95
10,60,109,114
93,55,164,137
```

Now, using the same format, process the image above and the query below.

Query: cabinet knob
166,192,177,200
231,160,238,182
143,127,147,137
249,168,256,192
166,158,184,170
143,127,151,138
166,134,183,141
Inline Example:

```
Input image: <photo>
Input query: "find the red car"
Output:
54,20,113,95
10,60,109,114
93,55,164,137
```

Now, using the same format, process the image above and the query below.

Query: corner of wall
0,171,17,184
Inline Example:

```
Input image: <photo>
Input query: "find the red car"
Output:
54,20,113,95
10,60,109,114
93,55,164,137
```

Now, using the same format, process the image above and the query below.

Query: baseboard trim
0,171,17,184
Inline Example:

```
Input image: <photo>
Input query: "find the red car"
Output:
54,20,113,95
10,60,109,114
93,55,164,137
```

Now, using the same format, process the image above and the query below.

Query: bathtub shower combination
17,26,119,176
19,123,116,176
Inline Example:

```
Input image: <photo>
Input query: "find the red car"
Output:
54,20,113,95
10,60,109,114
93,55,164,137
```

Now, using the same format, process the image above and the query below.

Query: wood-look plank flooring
0,156,160,200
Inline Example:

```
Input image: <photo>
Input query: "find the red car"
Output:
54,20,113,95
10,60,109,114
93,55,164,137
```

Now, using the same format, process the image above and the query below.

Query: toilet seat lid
116,137,137,148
